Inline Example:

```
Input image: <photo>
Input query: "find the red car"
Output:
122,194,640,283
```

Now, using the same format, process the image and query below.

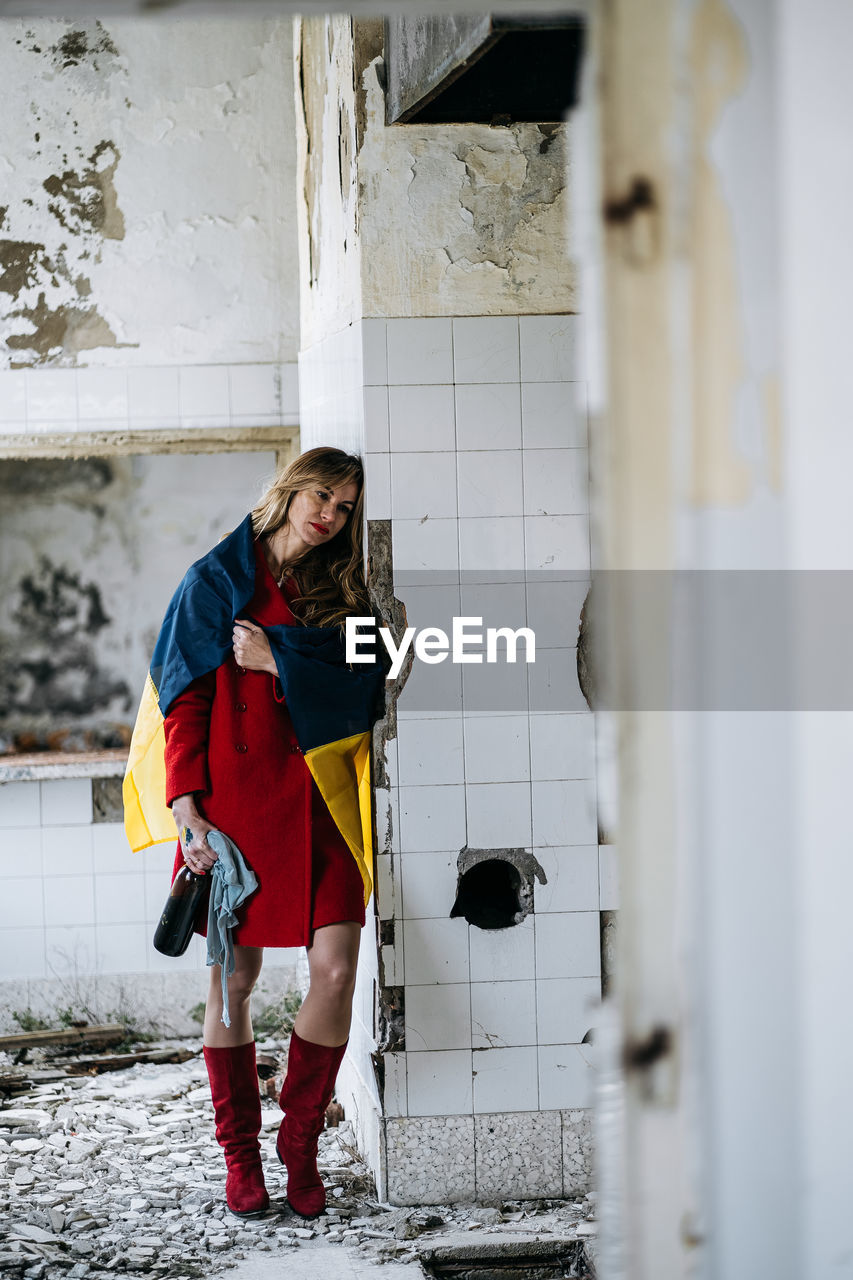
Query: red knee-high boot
276,1029,347,1218
204,1042,270,1218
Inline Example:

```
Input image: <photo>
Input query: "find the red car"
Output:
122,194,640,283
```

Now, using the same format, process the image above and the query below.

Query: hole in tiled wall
450,847,547,930
92,776,123,823
451,859,522,930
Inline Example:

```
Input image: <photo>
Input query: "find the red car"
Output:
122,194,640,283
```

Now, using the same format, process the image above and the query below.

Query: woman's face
287,479,359,549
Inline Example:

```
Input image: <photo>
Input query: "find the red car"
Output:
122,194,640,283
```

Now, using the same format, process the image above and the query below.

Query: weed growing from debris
105,1006,158,1053
7,1001,157,1053
188,987,304,1038
253,988,303,1037
10,1007,50,1033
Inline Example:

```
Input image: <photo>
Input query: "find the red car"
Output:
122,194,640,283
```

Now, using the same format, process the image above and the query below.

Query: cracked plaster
0,17,298,367
296,18,575,349
355,41,574,319
294,16,363,351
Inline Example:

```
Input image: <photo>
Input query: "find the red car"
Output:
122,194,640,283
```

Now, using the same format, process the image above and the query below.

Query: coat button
235,702,247,712
235,743,248,753
236,666,247,677
289,744,301,754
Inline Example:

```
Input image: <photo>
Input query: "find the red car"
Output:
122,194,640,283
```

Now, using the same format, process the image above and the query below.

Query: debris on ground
0,1024,130,1054
0,1036,198,1098
0,1038,597,1279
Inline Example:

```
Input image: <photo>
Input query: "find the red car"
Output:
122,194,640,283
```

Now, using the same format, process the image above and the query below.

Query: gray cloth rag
204,829,259,1028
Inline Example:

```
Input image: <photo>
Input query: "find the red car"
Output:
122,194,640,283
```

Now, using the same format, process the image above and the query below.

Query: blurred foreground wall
590,1,853,1277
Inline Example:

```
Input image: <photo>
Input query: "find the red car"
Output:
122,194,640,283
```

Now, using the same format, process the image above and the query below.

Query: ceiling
0,1,587,15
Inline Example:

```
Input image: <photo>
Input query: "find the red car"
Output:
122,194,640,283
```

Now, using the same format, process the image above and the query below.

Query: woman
163,446,373,1221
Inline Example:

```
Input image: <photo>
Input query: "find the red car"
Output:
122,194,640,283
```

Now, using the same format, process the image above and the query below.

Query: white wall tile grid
398,897,601,1107
0,363,298,435
389,1016,597,1117
363,316,589,552
353,315,603,1124
0,779,259,983
298,322,365,454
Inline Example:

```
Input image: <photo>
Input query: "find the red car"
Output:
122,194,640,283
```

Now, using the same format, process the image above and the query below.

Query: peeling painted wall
293,15,363,352
294,16,575,349
0,451,277,750
357,49,574,321
0,17,299,367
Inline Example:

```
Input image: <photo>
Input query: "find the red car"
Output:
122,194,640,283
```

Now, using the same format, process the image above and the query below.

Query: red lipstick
310,522,330,535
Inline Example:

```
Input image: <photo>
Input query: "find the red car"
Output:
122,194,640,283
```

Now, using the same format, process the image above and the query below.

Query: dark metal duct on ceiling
384,13,585,126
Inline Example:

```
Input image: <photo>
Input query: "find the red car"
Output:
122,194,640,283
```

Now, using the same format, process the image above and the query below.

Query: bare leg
203,944,264,1047
293,922,360,1047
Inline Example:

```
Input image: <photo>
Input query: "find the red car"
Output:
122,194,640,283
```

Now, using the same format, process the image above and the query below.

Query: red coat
163,539,365,947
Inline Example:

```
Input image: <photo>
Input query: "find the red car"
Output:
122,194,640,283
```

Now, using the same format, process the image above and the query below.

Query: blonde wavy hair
251,446,369,628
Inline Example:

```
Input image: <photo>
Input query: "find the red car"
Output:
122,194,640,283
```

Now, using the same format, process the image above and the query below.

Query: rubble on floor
0,1040,597,1279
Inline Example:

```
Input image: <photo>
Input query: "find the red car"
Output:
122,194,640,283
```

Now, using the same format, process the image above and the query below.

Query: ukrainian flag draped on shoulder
123,514,385,903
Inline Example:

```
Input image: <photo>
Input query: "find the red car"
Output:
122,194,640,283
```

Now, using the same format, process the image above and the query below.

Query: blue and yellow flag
123,515,385,903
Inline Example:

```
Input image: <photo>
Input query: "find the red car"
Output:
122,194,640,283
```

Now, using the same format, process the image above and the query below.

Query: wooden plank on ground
0,1024,126,1051
64,1047,198,1075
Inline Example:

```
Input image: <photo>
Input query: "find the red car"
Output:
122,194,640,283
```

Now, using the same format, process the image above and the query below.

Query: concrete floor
226,1245,422,1279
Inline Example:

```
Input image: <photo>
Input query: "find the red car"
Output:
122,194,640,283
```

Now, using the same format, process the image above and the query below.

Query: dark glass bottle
152,862,208,957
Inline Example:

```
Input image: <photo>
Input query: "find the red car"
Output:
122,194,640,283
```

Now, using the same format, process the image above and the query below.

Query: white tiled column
360,313,600,1202
295,313,600,1202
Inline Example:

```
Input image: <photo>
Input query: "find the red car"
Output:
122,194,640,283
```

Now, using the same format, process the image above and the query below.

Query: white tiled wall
0,363,298,435
0,777,200,982
298,323,365,454
370,317,590,594
0,776,300,991
353,314,602,1122
295,313,605,1182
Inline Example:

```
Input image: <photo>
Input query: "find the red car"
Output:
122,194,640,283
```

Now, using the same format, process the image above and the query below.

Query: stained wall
0,15,302,747
295,16,575,355
0,451,278,750
0,16,298,368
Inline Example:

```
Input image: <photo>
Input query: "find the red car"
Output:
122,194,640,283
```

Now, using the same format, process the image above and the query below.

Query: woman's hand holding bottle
171,794,218,874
